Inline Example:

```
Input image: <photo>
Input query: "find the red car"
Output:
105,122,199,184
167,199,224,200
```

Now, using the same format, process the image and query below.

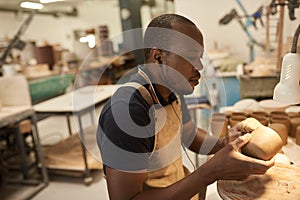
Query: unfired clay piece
242,126,283,160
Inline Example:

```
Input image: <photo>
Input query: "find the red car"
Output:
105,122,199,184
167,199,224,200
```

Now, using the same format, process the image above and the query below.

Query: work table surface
33,84,119,113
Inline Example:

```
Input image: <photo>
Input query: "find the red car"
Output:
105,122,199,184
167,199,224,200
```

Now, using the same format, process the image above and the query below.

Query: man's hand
205,134,275,182
234,118,263,133
223,117,263,145
223,128,242,145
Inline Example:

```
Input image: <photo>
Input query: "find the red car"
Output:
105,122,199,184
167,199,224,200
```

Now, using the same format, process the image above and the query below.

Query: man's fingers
228,131,242,137
230,122,242,132
228,131,242,140
248,157,275,174
231,133,252,150
224,131,242,145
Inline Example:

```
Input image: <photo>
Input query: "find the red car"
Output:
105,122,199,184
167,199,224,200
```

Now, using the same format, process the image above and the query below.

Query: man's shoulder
111,83,150,105
101,83,151,118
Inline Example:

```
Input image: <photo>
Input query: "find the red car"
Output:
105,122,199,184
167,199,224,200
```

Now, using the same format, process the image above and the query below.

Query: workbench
33,84,119,185
0,105,48,199
28,73,74,104
239,75,280,100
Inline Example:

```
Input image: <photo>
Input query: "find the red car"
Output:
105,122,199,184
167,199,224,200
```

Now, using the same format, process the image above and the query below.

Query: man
97,14,274,200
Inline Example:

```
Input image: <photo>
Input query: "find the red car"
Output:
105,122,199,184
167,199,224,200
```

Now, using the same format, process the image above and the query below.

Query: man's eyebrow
183,50,201,54
184,51,204,57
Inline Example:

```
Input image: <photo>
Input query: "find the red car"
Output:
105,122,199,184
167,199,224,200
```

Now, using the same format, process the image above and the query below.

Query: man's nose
193,59,203,71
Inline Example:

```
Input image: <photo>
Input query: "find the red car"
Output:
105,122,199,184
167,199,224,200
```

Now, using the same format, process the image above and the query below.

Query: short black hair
143,14,196,60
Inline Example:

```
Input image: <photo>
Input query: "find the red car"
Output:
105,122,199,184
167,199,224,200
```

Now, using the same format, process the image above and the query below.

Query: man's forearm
188,128,225,155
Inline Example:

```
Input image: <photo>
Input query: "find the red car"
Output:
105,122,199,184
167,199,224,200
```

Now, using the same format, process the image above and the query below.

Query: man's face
162,23,204,95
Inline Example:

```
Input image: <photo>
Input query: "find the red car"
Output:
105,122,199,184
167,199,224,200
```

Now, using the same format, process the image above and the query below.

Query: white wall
1,0,300,62
0,0,121,51
175,0,300,62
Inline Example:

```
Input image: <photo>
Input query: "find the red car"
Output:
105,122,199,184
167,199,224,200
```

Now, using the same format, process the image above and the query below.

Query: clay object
231,112,248,118
217,164,300,200
270,111,288,117
242,126,283,160
296,126,300,145
249,116,269,126
225,110,233,118
287,112,300,118
290,117,300,137
250,111,268,118
269,123,288,145
229,116,247,128
212,112,226,118
236,117,263,133
211,117,228,138
270,116,290,133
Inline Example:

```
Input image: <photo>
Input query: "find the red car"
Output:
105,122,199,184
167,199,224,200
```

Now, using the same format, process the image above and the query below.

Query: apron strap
122,82,154,106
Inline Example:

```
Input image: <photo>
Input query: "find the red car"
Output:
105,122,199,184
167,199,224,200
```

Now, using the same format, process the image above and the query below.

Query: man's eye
182,55,199,62
187,57,197,61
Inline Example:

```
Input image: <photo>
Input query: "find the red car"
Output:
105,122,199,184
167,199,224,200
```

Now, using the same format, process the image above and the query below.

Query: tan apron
124,69,199,200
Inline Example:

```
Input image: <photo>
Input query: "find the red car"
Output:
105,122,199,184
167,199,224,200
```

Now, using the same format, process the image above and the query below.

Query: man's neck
154,84,172,102
143,67,172,102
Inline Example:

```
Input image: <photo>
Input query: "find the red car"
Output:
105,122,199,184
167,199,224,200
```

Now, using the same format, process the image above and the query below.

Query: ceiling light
20,2,44,10
79,35,96,49
40,0,64,3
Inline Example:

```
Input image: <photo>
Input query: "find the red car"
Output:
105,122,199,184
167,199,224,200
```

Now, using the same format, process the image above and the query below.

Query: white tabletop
283,137,300,167
0,105,33,128
0,105,32,120
33,85,119,113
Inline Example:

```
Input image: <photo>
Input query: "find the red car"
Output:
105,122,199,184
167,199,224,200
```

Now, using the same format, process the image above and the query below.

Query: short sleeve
97,87,155,172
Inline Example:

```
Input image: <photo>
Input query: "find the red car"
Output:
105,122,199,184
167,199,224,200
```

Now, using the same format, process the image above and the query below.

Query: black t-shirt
97,70,191,172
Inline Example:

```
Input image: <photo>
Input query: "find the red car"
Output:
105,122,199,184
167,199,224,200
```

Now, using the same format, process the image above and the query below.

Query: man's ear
149,48,163,64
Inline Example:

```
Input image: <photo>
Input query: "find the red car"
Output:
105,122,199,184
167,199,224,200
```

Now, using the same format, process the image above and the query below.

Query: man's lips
189,79,199,86
189,74,200,84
